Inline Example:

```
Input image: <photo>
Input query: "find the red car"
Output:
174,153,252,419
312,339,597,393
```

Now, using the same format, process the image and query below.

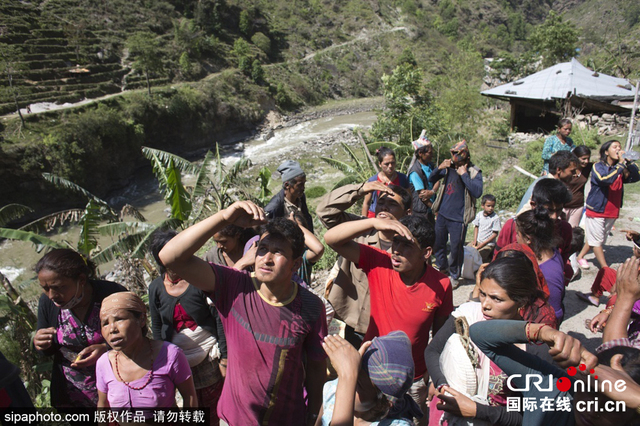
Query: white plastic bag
462,246,482,280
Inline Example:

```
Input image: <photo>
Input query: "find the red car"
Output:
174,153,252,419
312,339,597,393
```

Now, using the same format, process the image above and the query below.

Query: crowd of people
11,119,640,425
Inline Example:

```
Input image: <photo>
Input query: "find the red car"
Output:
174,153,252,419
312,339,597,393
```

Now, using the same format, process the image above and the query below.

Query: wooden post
626,81,640,152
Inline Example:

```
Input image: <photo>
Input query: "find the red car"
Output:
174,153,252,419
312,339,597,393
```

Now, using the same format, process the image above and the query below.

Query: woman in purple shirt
516,209,566,323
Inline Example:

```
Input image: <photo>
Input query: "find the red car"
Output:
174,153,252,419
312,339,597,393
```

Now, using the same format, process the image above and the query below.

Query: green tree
0,42,26,128
63,21,87,63
251,32,271,55
126,32,163,95
239,10,252,36
529,11,580,67
371,63,444,146
251,59,265,83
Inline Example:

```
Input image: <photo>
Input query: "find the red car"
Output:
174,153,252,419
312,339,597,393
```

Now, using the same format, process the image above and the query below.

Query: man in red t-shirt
325,215,453,424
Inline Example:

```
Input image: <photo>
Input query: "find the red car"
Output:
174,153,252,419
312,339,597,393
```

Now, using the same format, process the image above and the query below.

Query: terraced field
0,0,172,115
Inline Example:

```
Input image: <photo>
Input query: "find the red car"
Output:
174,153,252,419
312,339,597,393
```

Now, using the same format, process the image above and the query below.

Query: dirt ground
451,191,640,353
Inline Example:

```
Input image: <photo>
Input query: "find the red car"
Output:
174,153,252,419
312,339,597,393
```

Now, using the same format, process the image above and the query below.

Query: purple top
210,264,327,426
96,341,191,408
539,250,566,321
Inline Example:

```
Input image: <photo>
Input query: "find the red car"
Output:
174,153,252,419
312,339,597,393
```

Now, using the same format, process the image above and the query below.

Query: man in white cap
265,160,313,232
407,132,438,221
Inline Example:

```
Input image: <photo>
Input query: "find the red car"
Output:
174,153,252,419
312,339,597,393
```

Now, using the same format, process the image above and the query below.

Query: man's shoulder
296,285,326,323
423,265,450,289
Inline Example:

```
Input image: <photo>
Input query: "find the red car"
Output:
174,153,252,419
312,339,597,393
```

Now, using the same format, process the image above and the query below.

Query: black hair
387,184,412,211
558,118,572,128
481,255,544,309
35,249,96,280
570,227,585,255
481,194,496,205
597,346,640,385
414,144,433,158
573,145,591,158
260,217,305,259
376,147,396,163
149,228,178,275
549,150,579,173
216,224,257,247
515,208,560,260
399,215,435,250
531,178,572,207
600,140,622,163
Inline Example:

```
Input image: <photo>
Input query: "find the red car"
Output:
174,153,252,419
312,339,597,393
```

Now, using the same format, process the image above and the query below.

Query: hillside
0,0,638,213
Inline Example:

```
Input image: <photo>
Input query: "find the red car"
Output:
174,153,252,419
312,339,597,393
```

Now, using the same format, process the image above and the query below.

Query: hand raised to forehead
222,201,267,228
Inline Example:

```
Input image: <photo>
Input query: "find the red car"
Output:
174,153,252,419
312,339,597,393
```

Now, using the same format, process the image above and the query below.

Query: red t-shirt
358,244,453,378
587,174,623,219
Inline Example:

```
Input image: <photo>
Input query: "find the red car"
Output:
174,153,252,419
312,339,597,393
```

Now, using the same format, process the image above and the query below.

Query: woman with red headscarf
425,250,554,425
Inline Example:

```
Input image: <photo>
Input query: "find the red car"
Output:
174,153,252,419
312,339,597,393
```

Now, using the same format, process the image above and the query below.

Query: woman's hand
33,327,56,351
322,335,371,380
71,343,108,368
588,311,609,333
538,325,598,370
427,382,443,402
436,386,477,417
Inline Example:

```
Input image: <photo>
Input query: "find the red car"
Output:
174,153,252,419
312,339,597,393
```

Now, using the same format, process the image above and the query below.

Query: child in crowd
319,331,422,425
471,194,501,263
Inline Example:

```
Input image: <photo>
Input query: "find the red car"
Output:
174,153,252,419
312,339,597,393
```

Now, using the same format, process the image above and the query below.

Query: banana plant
321,142,379,189
0,174,144,258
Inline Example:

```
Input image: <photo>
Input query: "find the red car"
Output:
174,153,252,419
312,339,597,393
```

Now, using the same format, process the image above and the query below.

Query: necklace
165,273,182,286
115,339,154,390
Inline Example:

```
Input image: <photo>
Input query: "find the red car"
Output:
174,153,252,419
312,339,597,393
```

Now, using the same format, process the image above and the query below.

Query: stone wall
570,113,634,136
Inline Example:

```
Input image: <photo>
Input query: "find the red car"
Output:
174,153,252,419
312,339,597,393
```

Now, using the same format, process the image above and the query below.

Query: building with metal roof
481,58,635,132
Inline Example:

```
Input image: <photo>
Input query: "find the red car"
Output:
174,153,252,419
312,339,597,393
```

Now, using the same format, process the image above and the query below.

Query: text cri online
5,412,90,424
575,398,627,413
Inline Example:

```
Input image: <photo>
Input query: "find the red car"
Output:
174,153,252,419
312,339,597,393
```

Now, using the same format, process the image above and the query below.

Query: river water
0,109,378,287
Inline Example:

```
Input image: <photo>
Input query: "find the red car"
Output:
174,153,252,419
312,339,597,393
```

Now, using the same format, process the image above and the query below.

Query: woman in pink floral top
33,249,126,407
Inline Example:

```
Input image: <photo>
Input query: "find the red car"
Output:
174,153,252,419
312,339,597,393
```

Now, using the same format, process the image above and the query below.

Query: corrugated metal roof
482,58,634,101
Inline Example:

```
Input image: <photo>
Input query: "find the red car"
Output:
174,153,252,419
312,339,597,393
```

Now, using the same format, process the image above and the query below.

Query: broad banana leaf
77,200,102,256
0,204,33,227
0,228,68,251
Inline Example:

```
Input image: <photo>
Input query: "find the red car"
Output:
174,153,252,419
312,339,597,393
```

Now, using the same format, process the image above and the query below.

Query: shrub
305,186,327,198
251,32,271,55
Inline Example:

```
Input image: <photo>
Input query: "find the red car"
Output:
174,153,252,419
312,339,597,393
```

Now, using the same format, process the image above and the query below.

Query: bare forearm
330,375,357,426
301,225,325,263
160,210,228,268
603,298,634,343
325,218,377,247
